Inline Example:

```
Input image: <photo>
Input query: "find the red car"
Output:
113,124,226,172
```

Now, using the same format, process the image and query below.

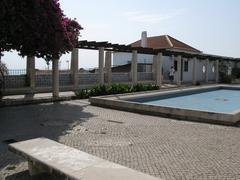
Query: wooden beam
75,40,239,61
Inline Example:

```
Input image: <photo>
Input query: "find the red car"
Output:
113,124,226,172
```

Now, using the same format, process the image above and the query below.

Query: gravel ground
0,99,240,180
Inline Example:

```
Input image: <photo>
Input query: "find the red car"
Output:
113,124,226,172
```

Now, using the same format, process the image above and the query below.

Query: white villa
113,32,224,83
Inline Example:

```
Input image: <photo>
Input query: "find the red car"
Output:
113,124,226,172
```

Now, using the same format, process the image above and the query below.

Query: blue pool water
131,89,240,113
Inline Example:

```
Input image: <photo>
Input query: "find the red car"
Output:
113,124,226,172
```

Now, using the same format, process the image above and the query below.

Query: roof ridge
130,34,169,41
146,35,165,39
167,35,201,52
165,35,173,48
129,34,201,53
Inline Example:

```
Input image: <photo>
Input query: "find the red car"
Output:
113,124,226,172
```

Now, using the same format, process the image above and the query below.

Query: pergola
76,40,239,83
26,40,240,98
77,40,238,61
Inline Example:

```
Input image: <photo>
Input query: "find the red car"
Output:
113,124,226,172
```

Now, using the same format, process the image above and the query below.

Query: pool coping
89,85,240,126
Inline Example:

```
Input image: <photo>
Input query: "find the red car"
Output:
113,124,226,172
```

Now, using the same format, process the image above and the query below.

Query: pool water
133,89,240,113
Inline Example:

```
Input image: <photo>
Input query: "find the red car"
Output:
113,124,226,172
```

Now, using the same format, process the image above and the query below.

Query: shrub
0,62,8,76
196,81,201,86
108,83,130,94
75,89,89,99
232,68,240,79
75,83,159,99
221,75,232,84
145,84,159,90
89,85,108,96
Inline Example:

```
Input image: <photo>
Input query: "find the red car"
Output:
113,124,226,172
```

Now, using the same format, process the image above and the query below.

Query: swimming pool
90,85,240,125
129,89,240,114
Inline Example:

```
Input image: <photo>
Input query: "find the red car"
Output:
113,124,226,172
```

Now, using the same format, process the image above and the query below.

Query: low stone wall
2,72,155,94
35,74,52,87
36,74,73,87
79,73,98,84
112,73,130,82
4,75,27,89
138,72,153,81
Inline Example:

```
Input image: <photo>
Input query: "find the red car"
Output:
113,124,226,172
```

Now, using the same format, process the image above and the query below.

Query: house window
202,65,206,73
184,61,189,72
212,66,215,73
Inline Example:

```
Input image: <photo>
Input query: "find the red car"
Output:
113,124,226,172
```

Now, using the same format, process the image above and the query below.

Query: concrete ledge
0,94,74,107
0,81,157,107
9,138,161,180
2,85,94,96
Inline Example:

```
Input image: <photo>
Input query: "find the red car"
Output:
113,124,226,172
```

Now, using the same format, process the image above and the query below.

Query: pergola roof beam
76,40,240,62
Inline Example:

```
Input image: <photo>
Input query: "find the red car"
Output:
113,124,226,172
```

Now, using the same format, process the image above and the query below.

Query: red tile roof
130,35,201,53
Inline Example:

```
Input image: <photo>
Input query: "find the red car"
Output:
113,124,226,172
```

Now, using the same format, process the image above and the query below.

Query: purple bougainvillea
0,0,83,60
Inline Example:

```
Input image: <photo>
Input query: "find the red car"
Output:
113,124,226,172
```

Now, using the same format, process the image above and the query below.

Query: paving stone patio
0,99,240,180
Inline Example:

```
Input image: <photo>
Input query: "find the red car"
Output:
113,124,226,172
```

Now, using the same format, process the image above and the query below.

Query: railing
8,69,74,75
2,72,154,90
8,69,26,75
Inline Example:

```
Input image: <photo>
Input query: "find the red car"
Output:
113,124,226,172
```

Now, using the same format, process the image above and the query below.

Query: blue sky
2,0,240,70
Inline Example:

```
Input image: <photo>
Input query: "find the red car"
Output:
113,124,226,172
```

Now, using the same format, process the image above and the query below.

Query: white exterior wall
113,52,174,80
182,58,193,82
113,52,153,66
181,59,215,82
113,52,217,83
162,56,174,81
227,61,235,75
195,60,205,82
208,61,215,81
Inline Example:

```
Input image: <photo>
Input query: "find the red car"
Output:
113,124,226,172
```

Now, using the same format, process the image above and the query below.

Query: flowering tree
0,62,8,75
0,0,83,61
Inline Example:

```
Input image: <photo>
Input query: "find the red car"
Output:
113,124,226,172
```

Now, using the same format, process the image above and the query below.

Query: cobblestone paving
0,100,240,180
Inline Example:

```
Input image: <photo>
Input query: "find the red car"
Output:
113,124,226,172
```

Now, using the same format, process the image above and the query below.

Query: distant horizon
2,0,240,70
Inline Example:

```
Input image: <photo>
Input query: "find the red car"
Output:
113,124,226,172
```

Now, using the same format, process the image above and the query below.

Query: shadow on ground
0,101,94,172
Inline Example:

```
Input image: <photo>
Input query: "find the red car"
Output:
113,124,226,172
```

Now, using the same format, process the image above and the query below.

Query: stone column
26,57,31,76
152,55,157,81
71,48,79,88
26,56,35,90
215,60,219,83
192,57,197,85
176,55,182,86
155,53,163,87
98,47,104,84
205,59,209,83
105,51,112,84
52,58,59,98
131,50,138,84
